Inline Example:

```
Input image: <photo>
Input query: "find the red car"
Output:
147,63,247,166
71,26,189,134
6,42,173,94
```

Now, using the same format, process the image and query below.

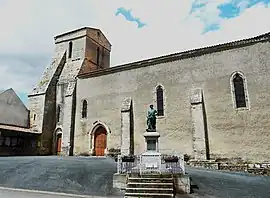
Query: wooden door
56,134,62,155
94,127,107,156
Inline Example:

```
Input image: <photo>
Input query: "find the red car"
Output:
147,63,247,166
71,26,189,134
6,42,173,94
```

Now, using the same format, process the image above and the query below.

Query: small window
11,137,17,146
97,32,100,37
0,136,4,146
82,100,87,118
4,137,10,146
68,41,73,59
33,114,36,121
233,73,247,108
156,85,164,116
31,139,37,148
57,105,61,123
97,47,100,66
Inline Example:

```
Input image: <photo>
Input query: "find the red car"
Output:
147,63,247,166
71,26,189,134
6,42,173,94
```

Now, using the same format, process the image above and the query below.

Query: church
28,27,270,162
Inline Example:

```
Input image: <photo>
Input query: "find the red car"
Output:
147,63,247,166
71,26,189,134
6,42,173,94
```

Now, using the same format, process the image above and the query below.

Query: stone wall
75,40,270,162
187,159,270,176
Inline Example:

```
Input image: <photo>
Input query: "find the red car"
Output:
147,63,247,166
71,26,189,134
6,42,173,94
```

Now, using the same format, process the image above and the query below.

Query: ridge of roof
54,27,112,45
78,31,270,79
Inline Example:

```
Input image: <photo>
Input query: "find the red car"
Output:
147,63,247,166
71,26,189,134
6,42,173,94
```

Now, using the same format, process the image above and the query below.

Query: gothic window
82,100,88,118
97,47,100,66
57,105,61,123
156,85,164,116
68,41,73,59
232,72,248,108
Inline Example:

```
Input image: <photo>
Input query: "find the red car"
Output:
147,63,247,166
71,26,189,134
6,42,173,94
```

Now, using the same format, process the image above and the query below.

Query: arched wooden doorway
56,133,62,155
94,126,107,156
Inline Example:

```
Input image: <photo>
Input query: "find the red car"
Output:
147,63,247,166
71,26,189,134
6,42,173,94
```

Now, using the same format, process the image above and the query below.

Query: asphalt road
186,167,270,198
0,156,270,198
0,188,90,198
0,187,121,198
0,156,121,197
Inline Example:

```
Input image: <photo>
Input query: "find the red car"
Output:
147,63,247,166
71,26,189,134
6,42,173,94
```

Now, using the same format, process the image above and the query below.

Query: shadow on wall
202,93,210,160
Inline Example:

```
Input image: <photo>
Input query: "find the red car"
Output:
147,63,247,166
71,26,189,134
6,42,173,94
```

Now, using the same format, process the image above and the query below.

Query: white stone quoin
190,88,207,160
120,97,134,156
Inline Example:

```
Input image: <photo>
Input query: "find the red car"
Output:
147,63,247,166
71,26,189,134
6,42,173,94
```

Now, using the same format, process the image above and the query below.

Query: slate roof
78,31,270,79
54,26,112,46
58,60,84,83
29,51,66,96
0,124,39,134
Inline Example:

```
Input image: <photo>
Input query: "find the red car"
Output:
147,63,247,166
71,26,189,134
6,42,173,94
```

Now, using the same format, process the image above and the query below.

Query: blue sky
0,0,269,106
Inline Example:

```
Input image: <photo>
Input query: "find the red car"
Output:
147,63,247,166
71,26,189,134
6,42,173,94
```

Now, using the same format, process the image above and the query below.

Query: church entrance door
56,133,62,155
94,126,107,156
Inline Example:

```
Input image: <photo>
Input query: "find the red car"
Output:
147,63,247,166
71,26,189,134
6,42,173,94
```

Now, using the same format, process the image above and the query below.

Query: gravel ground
186,167,270,198
0,156,121,197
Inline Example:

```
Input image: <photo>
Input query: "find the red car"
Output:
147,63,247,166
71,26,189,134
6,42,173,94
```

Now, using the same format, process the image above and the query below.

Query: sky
0,0,269,106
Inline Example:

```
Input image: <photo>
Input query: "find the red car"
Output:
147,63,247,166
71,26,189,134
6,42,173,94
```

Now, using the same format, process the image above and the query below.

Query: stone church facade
28,27,270,162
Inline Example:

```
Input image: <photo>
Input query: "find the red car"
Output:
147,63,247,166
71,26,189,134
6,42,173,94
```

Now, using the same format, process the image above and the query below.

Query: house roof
0,88,28,110
54,27,112,46
78,31,270,79
0,124,40,134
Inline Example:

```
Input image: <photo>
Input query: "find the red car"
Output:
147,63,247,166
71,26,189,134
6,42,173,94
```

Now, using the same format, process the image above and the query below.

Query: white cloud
0,0,269,95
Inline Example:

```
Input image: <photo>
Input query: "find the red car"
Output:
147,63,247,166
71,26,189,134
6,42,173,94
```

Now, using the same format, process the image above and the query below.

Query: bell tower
29,27,112,156
53,27,112,74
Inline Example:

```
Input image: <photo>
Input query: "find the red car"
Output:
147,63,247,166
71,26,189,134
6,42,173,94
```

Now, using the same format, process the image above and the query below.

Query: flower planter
121,156,135,162
163,155,179,163
164,159,179,163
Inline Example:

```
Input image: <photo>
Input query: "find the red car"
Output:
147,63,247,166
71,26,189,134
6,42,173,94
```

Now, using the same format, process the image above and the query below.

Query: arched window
97,47,100,66
82,100,88,118
232,72,248,108
68,41,73,59
156,85,164,116
57,105,61,123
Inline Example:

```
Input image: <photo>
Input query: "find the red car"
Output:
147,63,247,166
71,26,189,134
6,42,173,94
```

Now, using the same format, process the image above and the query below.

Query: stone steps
128,182,173,188
125,174,174,197
128,177,173,183
126,187,173,193
125,192,174,197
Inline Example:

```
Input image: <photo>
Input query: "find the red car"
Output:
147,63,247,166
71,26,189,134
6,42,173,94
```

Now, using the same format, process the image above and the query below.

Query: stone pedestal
141,131,162,172
143,132,160,152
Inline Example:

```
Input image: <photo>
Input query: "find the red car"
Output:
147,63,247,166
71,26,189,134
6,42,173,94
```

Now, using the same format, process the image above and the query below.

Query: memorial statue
146,105,157,132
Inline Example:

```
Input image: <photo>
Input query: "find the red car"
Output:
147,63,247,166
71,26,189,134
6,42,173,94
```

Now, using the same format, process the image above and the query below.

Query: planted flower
163,155,179,163
121,155,135,162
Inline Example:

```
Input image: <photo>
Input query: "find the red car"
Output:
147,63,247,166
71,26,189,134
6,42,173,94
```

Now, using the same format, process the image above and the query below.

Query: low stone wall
219,164,248,172
173,174,190,194
113,173,127,193
187,160,270,176
188,160,219,170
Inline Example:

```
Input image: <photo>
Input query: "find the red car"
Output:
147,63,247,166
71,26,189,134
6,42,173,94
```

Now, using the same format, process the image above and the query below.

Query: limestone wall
75,41,270,162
